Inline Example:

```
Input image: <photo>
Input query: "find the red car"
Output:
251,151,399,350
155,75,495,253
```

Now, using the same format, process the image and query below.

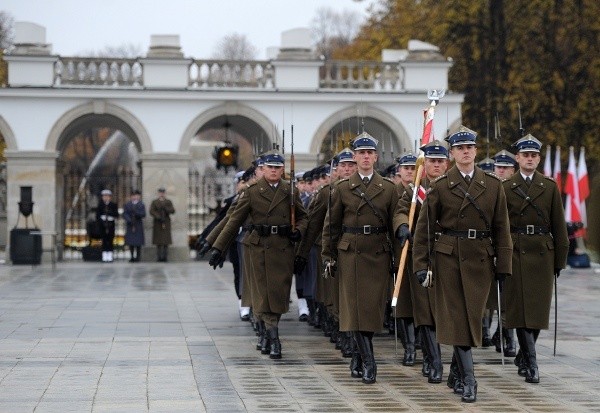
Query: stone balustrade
188,59,274,89
320,60,404,91
54,57,143,87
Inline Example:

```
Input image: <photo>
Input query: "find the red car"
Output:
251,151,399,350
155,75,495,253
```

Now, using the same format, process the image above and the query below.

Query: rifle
290,124,296,230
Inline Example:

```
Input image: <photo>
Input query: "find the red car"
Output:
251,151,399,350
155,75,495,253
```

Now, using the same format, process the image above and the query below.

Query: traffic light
214,144,238,170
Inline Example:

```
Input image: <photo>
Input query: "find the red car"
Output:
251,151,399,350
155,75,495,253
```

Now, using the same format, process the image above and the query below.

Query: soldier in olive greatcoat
396,140,448,384
502,135,569,384
150,188,175,262
412,127,512,403
322,133,404,384
208,151,308,359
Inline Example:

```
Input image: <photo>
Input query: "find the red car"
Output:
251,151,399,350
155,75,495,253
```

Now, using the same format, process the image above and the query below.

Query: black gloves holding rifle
288,229,302,242
197,239,211,257
294,256,307,275
415,269,432,288
208,248,225,269
555,268,562,278
395,223,412,247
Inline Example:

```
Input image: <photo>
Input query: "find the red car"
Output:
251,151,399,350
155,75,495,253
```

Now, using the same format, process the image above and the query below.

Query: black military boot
384,300,394,335
491,324,502,353
482,315,492,348
256,320,265,350
306,298,316,326
330,320,339,344
455,346,477,403
341,332,353,358
356,332,377,384
523,328,539,383
350,332,363,378
419,327,431,377
414,327,422,350
422,326,442,383
504,328,517,357
268,327,282,359
447,353,463,394
401,318,416,366
260,321,270,355
313,303,323,329
515,329,528,377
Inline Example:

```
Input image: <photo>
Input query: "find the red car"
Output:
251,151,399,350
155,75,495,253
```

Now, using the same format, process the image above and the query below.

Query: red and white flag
416,185,427,204
553,145,562,193
578,147,589,230
543,145,552,177
564,146,581,223
421,106,435,146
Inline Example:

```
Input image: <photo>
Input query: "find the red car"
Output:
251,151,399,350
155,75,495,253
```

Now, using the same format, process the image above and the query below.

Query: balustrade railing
54,57,143,87
320,60,404,91
188,59,274,89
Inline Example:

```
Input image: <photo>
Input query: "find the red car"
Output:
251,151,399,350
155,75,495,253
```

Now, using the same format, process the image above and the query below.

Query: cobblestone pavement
0,260,598,412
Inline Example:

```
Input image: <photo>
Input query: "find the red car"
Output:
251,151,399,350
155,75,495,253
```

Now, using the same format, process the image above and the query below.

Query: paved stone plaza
0,258,598,412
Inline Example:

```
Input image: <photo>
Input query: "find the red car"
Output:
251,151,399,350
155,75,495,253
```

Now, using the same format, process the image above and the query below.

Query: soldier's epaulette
484,171,501,181
542,175,555,182
383,177,395,183
335,178,349,186
432,174,447,183
246,181,257,188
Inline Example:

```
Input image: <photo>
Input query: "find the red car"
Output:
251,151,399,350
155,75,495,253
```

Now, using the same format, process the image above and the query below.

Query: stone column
140,153,191,262
5,150,60,263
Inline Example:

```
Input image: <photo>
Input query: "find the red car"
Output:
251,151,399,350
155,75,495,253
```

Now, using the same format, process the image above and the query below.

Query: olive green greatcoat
213,177,308,315
502,171,569,330
412,166,512,347
396,178,437,327
322,172,403,333
150,198,175,245
392,183,414,318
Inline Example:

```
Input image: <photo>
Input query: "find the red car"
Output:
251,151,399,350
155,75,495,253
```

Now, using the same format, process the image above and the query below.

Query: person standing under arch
150,188,175,262
96,189,119,262
123,189,146,262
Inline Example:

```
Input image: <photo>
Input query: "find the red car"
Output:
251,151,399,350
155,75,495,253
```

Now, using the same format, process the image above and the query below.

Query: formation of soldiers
199,125,569,404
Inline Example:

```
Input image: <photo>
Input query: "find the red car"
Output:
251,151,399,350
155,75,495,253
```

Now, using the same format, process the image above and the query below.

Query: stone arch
45,101,152,153
311,105,412,154
0,116,18,151
179,102,275,153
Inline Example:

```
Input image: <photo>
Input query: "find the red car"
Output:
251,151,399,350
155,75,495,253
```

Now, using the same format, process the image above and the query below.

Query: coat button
357,250,361,254
357,212,361,216
522,250,525,254
461,258,466,261
520,213,524,216
460,214,465,218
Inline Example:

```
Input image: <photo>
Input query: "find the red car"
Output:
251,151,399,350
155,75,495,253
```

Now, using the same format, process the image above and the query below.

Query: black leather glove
555,268,562,278
395,223,412,247
495,273,508,282
288,229,302,242
415,269,428,286
294,256,308,275
198,240,211,257
208,248,224,270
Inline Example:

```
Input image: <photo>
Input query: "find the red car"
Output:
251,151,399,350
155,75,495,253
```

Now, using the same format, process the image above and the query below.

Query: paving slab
0,260,598,412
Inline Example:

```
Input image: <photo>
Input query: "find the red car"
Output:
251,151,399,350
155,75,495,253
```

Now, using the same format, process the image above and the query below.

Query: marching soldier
502,135,569,383
412,126,512,402
477,157,495,172
493,150,517,180
396,140,448,382
392,152,418,365
208,151,308,359
322,132,403,384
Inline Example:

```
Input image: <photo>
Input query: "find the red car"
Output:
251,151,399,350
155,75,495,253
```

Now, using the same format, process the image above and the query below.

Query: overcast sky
3,0,371,58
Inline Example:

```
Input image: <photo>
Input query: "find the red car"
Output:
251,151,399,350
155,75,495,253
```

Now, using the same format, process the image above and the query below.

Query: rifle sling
455,185,491,231
513,186,551,227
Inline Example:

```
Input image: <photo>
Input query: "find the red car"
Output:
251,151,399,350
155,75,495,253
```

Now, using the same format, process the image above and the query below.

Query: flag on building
578,147,589,231
543,145,552,177
553,145,562,193
564,146,581,223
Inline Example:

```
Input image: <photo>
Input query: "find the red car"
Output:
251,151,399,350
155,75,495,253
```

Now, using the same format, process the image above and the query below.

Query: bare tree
212,33,258,60
0,11,14,50
311,7,363,59
78,43,143,58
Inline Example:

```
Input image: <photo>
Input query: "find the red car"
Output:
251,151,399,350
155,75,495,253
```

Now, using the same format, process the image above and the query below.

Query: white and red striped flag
564,146,581,223
553,145,562,193
543,145,552,177
578,147,589,232
416,185,427,204
421,106,435,146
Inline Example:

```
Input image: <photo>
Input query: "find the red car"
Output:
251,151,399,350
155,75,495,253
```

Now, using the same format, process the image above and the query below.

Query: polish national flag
553,145,562,193
416,185,427,204
543,145,552,177
578,147,589,230
564,146,581,223
421,106,435,146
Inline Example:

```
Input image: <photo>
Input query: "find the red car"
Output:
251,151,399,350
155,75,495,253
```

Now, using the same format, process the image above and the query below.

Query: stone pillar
140,153,191,262
272,28,323,90
5,150,60,263
5,22,56,87
140,35,191,88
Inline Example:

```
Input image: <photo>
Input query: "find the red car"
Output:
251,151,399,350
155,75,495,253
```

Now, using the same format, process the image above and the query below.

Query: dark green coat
150,198,175,245
322,172,402,332
213,177,308,315
412,166,512,347
502,171,569,329
396,178,436,326
393,183,414,318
